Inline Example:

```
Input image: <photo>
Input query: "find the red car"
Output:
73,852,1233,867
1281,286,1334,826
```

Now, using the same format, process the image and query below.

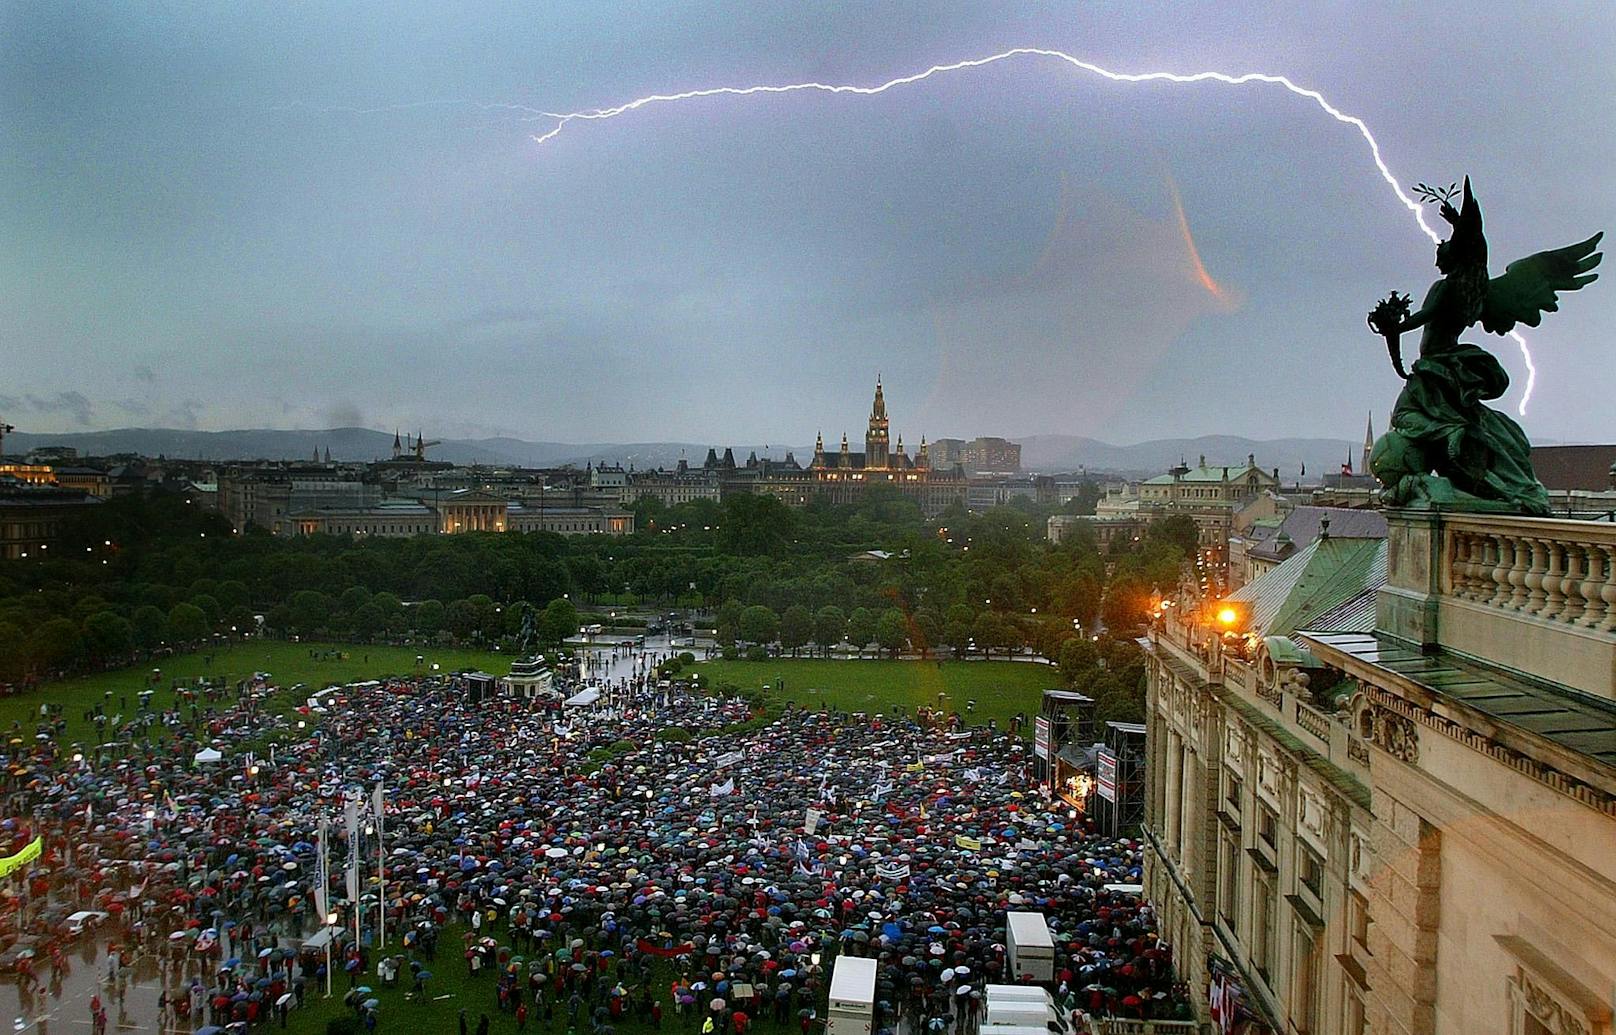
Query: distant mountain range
4,426,1359,478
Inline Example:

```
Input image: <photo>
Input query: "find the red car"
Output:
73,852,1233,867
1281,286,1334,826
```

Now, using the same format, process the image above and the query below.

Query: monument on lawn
1366,177,1603,514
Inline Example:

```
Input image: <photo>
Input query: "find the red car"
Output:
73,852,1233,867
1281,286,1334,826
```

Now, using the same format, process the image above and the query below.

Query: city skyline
4,3,1612,445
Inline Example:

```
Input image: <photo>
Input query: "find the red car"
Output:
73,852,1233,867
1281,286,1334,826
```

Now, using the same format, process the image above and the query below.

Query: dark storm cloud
2,2,1612,445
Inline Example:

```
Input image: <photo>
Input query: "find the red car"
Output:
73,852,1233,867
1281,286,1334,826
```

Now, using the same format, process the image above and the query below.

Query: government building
700,378,968,517
1141,506,1616,1035
801,377,967,517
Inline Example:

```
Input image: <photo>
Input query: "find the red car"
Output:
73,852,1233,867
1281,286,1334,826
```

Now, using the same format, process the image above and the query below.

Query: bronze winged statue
1366,177,1603,514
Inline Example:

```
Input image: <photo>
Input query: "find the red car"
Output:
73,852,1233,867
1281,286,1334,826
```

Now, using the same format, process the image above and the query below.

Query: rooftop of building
1248,506,1389,563
1226,535,1387,638
1142,457,1273,485
1529,443,1616,491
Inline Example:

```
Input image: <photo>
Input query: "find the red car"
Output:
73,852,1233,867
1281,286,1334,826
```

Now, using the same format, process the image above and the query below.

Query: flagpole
374,781,385,949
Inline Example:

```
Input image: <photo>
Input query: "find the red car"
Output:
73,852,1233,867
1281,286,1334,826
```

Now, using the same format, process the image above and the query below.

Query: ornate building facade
801,378,967,517
1143,509,1616,1035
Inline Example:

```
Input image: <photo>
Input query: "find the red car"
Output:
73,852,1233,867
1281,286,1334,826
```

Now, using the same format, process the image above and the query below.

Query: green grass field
692,657,1056,731
1,641,509,744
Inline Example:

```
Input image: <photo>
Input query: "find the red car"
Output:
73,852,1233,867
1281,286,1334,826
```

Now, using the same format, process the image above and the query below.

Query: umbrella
363,1000,380,1010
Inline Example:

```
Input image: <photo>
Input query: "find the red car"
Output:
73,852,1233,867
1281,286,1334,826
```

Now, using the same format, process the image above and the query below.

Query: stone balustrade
1442,514,1616,632
1380,510,1616,699
1295,699,1332,742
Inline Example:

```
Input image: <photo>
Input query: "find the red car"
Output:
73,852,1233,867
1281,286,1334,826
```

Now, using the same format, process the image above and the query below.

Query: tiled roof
1143,462,1266,485
1227,537,1387,636
1530,444,1616,491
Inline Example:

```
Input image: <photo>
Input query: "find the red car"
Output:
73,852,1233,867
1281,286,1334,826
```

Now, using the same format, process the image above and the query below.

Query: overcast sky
4,2,1613,446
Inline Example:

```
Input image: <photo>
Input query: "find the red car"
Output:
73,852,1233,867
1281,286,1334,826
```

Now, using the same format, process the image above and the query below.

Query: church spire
1363,412,1375,475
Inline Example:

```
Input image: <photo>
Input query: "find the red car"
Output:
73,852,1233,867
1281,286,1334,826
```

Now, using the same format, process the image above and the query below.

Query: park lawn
283,923,791,1035
691,657,1055,732
1,641,509,745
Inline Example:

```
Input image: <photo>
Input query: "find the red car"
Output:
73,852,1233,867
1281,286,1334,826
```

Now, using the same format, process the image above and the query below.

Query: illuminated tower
865,376,890,469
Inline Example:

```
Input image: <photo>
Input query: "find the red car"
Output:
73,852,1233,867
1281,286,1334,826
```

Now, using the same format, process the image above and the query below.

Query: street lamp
325,911,340,996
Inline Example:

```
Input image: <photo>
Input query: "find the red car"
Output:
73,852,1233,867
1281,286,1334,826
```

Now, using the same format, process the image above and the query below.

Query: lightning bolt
527,47,1539,415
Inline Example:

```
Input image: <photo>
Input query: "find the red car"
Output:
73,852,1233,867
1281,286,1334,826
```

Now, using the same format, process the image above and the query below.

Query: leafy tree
813,606,846,656
82,611,132,659
224,605,257,635
338,586,372,614
167,602,209,644
190,594,221,626
910,607,941,658
1148,514,1201,559
413,599,446,635
846,607,876,657
1102,574,1154,635
130,605,168,650
215,580,251,609
875,608,908,657
1059,637,1102,685
0,622,24,680
31,618,81,672
445,599,479,641
779,605,812,656
349,602,386,641
739,605,779,646
538,598,579,646
287,590,332,636
942,618,973,657
715,600,744,647
718,494,797,557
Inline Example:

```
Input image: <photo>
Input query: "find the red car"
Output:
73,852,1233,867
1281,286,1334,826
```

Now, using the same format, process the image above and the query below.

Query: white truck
826,956,878,1035
984,984,1066,1035
1005,911,1056,984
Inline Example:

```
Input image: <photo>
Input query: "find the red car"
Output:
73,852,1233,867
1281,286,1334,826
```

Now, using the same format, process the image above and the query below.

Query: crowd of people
0,644,1188,1035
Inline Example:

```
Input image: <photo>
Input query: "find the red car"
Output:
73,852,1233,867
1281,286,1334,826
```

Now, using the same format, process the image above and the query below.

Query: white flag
344,795,361,902
709,778,735,797
314,815,330,922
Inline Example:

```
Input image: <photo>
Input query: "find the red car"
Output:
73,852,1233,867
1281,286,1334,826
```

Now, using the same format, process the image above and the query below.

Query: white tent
193,747,223,764
564,687,602,709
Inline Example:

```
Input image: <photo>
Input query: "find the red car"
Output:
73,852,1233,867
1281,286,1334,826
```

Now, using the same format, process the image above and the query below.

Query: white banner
804,809,823,836
1097,749,1118,803
709,778,735,797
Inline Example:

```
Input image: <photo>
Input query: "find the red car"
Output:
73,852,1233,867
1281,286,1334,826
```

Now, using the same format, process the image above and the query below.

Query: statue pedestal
1378,509,1441,651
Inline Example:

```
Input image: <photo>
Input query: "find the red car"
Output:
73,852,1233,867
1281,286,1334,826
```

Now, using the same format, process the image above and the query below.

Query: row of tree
0,488,1195,699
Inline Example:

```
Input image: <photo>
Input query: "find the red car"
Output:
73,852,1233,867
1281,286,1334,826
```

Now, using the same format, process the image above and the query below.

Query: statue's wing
1481,231,1603,334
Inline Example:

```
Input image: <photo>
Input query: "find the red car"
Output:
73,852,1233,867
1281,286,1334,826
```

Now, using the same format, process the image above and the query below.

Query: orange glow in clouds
1167,176,1232,306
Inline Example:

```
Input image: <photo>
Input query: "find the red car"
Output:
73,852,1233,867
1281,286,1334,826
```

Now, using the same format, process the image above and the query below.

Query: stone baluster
1559,543,1587,625
1506,536,1532,611
1539,540,1567,621
1523,538,1550,615
1601,544,1616,634
1489,534,1517,608
1473,533,1496,601
1480,536,1506,601
1451,532,1478,599
1580,544,1608,631
1442,532,1464,597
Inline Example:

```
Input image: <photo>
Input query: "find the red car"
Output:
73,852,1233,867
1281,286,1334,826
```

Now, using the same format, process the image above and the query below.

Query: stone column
1366,797,1440,1035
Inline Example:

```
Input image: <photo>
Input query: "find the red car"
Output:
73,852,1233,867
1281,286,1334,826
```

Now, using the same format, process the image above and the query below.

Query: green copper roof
1141,462,1270,485
1227,536,1387,637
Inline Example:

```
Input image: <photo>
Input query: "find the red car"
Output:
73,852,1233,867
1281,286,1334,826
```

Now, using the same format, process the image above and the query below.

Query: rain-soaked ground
0,934,202,1035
